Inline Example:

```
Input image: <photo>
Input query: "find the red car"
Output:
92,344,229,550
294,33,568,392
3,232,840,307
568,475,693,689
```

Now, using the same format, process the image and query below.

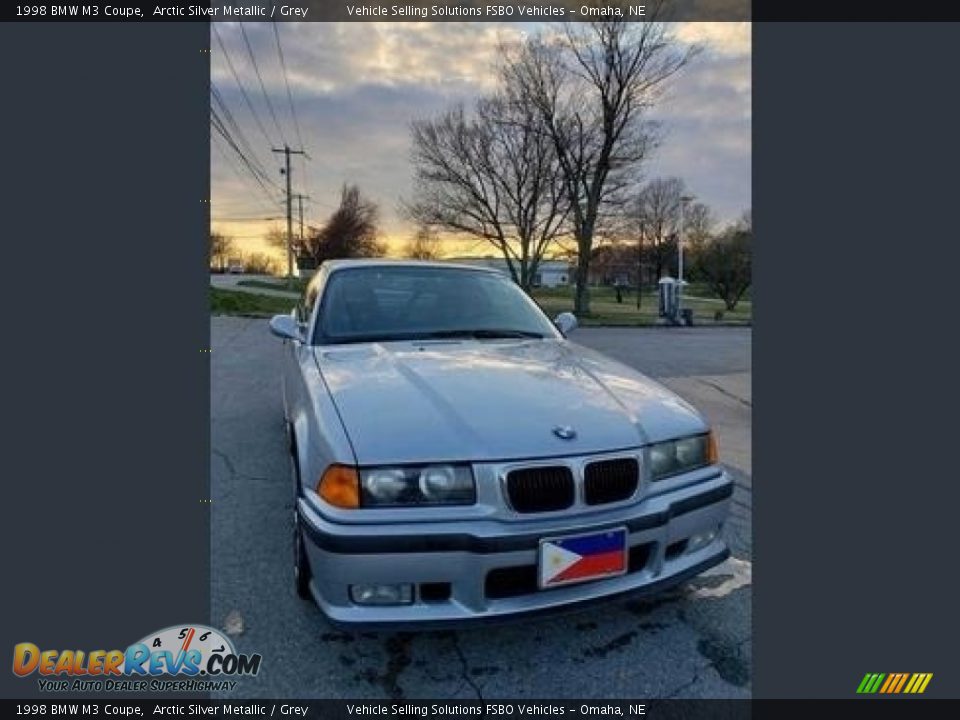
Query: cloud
646,33,752,222
215,21,518,95
211,20,751,257
675,21,751,56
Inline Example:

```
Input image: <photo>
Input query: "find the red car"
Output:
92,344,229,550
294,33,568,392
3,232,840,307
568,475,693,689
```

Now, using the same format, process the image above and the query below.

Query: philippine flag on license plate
539,528,628,588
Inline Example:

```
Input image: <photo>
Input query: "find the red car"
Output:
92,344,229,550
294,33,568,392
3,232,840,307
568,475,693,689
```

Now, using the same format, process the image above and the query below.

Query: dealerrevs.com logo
13,624,262,693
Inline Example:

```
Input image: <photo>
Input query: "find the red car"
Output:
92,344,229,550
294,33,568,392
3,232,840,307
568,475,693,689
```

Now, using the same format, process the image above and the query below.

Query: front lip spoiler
315,547,731,632
298,475,732,554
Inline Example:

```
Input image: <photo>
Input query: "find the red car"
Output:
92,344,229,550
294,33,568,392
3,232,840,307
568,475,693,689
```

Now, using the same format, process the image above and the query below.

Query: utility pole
272,144,306,284
294,193,309,245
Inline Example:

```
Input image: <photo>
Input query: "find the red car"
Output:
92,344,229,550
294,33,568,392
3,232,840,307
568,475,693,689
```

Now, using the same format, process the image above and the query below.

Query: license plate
538,527,628,589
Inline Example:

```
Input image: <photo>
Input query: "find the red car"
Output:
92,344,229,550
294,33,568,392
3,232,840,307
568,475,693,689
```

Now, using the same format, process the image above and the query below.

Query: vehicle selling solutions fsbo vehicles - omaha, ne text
269,260,732,627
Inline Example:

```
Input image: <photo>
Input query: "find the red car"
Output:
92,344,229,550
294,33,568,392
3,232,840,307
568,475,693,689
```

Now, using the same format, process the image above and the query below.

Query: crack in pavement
696,378,752,408
447,633,483,700
662,667,704,699
211,447,276,484
663,636,752,698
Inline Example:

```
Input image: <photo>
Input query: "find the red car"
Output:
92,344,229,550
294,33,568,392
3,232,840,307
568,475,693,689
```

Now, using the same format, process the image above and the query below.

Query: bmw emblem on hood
552,425,577,440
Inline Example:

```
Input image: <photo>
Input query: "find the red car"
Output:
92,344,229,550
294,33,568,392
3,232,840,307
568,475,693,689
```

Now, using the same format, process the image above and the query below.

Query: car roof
321,258,504,274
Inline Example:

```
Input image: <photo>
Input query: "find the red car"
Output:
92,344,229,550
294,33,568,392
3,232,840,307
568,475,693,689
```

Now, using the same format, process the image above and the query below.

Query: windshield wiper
424,329,544,340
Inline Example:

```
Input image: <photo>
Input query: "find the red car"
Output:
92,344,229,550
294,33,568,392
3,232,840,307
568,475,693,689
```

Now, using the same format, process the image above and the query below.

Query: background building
444,257,571,287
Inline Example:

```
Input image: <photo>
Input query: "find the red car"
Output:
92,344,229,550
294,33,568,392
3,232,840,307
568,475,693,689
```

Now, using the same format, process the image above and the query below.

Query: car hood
315,339,707,465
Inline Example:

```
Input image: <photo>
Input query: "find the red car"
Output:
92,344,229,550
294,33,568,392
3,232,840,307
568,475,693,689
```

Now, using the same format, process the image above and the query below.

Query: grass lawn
216,277,750,326
236,278,306,293
210,288,296,317
531,285,751,326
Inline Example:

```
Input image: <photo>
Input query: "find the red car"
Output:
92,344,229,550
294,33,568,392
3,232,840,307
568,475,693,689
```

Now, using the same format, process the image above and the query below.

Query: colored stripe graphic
879,675,895,694
858,672,932,694
856,673,884,694
906,673,933,693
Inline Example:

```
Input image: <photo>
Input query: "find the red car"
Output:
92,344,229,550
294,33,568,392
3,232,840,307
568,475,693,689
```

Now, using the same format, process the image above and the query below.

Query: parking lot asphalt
211,319,752,699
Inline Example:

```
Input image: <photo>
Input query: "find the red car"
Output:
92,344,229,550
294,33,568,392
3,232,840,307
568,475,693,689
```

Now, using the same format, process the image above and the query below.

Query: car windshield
316,265,560,344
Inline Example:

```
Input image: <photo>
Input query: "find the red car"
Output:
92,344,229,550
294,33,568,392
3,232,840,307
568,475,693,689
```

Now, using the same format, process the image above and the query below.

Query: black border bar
2,700,958,718
6,1,960,23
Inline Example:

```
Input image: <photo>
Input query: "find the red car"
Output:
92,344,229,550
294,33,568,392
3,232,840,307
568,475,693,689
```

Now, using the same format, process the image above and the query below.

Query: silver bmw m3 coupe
269,259,732,628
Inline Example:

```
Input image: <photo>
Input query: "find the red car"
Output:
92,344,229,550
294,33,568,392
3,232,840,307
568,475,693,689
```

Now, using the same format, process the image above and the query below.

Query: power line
271,22,306,157
240,23,287,148
213,22,277,151
211,133,281,216
211,216,285,222
212,233,283,239
272,21,313,227
211,106,281,204
210,83,277,188
210,106,265,189
210,84,281,190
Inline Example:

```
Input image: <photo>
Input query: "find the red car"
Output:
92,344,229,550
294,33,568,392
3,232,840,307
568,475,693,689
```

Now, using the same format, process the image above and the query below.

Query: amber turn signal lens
318,465,360,509
707,432,719,465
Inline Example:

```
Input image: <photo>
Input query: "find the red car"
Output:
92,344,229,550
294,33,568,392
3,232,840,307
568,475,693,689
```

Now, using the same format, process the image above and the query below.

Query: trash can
681,308,694,326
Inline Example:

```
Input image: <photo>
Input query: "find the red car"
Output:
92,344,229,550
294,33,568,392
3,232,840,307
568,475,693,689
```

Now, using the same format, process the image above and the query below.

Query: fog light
349,583,414,606
686,528,719,553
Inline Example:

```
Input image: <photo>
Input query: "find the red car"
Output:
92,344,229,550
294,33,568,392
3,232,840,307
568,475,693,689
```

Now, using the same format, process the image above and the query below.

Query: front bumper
297,470,733,629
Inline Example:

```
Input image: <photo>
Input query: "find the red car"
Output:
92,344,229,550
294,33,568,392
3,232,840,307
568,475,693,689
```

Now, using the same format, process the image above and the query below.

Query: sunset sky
210,21,751,264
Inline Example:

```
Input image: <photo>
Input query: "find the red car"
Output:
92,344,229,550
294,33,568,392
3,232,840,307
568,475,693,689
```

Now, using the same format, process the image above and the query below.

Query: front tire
290,435,313,601
293,509,312,600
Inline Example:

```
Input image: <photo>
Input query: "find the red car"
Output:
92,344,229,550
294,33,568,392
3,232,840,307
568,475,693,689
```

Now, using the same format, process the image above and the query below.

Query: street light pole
637,219,645,310
678,194,694,320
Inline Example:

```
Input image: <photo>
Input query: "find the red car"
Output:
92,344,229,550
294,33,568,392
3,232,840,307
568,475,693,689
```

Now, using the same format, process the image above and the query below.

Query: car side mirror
554,312,578,336
269,314,303,342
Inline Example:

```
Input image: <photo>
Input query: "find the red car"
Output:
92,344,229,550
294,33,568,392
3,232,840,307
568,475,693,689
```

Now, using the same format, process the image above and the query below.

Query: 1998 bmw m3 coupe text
270,260,732,628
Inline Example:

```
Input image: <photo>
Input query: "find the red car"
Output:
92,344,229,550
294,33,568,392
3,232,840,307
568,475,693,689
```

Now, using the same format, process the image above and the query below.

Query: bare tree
407,90,570,290
678,199,714,282
697,215,752,311
684,201,715,251
264,226,300,259
504,4,698,312
265,226,286,250
244,251,280,276
403,225,442,260
305,184,385,263
209,231,235,271
637,177,685,281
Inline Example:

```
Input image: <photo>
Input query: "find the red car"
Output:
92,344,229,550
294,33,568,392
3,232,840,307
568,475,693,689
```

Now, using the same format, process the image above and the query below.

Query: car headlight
361,468,409,503
359,464,475,507
648,432,718,481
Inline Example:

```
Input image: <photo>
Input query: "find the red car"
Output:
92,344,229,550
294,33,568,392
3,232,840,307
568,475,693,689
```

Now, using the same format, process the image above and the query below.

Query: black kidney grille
584,458,639,505
506,466,574,512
